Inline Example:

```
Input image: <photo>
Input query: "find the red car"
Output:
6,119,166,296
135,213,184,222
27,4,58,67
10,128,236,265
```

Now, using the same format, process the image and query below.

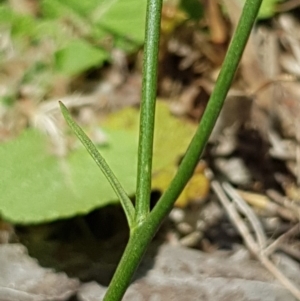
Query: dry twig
264,223,300,256
209,172,300,300
223,182,267,249
267,189,300,220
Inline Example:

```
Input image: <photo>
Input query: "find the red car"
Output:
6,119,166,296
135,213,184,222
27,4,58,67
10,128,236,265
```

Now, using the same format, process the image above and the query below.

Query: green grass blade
59,101,135,227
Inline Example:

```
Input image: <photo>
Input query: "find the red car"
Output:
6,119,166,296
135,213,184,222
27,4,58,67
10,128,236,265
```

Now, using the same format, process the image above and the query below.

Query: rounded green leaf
0,129,137,224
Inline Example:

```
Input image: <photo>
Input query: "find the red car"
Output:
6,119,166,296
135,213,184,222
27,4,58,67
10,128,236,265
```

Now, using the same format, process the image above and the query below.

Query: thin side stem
149,0,263,225
135,0,163,224
60,102,135,228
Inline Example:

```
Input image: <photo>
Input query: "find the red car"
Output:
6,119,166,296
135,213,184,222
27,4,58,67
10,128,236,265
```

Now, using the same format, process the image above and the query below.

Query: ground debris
77,243,300,301
0,244,79,301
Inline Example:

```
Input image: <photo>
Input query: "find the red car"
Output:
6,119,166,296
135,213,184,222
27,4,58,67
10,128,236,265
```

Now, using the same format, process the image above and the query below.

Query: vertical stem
135,0,163,223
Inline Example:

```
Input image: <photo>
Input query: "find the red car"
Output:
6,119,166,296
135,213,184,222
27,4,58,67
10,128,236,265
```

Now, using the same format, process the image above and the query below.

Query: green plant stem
59,102,135,228
149,0,263,224
102,222,155,301
103,0,262,300
135,0,163,224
